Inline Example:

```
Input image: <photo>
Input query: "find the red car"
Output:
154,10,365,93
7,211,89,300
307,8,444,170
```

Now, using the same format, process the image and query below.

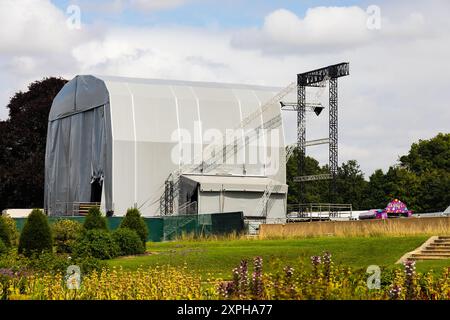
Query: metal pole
329,78,338,208
297,84,306,210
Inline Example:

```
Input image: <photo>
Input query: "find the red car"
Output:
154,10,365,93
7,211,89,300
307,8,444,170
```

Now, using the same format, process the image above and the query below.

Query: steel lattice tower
329,78,338,203
297,85,306,207
296,63,349,207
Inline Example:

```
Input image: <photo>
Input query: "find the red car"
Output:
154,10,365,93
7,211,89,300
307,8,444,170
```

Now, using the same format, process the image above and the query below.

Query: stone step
409,255,450,261
428,243,450,246
424,247,450,252
412,253,450,258
438,236,450,239
420,250,450,255
433,240,450,244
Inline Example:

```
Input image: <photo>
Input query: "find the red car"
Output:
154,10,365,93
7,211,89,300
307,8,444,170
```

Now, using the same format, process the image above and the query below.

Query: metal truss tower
329,78,338,203
296,63,349,207
297,85,306,205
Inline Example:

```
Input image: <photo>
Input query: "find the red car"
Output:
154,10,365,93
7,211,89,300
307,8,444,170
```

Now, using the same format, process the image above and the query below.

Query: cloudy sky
1,0,449,177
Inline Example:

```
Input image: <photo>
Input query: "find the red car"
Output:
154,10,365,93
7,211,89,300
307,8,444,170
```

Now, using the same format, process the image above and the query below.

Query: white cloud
0,1,449,176
73,0,190,13
231,6,429,54
0,0,88,55
130,0,188,11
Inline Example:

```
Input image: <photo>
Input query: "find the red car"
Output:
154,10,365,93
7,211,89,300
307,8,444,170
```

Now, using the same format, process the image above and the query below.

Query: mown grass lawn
107,235,450,279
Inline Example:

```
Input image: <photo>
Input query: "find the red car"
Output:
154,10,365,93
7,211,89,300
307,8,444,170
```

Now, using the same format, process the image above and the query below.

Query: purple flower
252,257,263,298
283,266,294,278
403,260,416,299
389,284,402,300
311,255,321,266
0,268,14,279
218,281,235,299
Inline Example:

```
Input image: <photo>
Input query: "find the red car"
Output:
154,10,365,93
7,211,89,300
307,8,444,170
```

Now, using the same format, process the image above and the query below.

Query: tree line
0,78,448,213
287,133,449,212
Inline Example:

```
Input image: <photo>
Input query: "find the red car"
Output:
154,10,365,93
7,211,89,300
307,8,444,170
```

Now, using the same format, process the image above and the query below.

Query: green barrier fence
12,212,245,242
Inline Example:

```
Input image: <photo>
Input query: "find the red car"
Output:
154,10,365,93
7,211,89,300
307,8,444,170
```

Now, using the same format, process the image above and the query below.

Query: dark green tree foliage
364,133,450,212
0,78,67,211
286,133,449,212
399,133,450,174
363,169,388,209
120,208,148,246
286,150,368,209
335,160,368,209
83,207,108,231
286,150,329,205
73,229,119,260
112,228,145,256
18,209,53,257
0,216,11,247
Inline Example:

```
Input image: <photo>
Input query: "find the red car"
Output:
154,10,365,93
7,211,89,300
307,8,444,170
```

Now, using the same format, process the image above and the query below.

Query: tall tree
286,149,328,205
335,160,368,210
365,169,388,209
399,133,450,174
0,77,67,211
362,133,449,212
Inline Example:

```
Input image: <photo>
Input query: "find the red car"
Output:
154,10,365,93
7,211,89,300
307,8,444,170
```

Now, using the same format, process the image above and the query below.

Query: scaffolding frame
296,63,350,207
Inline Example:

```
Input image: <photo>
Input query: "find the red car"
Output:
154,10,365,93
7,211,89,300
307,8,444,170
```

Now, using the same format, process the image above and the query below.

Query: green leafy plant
25,251,72,274
112,228,145,256
0,216,11,247
18,209,53,257
0,239,7,255
1,215,19,246
75,256,109,274
73,229,119,260
120,208,148,246
52,219,83,253
83,207,107,231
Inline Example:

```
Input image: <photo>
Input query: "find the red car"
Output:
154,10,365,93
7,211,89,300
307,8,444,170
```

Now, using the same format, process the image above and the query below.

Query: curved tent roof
46,75,288,216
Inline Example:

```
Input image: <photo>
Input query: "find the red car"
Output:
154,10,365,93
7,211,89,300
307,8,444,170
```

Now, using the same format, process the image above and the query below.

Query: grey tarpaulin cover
45,75,113,215
45,75,289,217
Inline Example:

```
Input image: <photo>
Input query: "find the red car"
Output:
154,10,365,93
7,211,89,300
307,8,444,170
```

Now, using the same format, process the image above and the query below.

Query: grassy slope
108,236,450,279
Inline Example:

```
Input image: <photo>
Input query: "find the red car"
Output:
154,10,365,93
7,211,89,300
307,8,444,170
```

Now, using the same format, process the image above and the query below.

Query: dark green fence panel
211,211,245,234
12,211,244,242
147,217,164,242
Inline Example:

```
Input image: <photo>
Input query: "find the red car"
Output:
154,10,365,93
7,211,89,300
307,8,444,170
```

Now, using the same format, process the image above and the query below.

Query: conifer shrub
119,208,148,247
72,229,119,260
0,239,7,255
1,215,19,246
112,228,145,256
0,216,11,247
18,209,53,257
83,207,107,231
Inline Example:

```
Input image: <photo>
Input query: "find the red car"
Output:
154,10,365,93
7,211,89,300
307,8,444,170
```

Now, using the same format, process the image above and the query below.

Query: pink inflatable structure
359,199,413,220
384,199,413,217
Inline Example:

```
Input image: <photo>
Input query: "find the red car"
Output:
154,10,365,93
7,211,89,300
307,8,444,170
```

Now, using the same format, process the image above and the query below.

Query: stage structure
290,63,349,207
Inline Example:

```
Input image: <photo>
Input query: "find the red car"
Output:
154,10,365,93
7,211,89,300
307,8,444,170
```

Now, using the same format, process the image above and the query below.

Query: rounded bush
18,209,53,257
74,256,108,274
0,216,11,247
1,215,19,246
73,229,119,260
25,251,72,274
52,219,83,253
0,239,7,255
83,207,108,231
120,208,148,246
112,228,145,256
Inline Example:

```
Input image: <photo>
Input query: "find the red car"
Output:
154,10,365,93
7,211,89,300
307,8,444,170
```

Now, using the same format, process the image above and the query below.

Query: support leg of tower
297,84,306,212
329,78,338,207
